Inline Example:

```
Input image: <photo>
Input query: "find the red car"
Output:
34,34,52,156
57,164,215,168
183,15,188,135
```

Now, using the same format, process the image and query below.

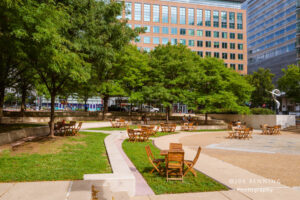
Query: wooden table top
160,149,184,156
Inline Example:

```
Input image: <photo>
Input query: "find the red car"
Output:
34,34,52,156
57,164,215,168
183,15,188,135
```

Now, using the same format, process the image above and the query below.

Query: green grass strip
0,132,111,182
88,125,138,131
122,140,228,194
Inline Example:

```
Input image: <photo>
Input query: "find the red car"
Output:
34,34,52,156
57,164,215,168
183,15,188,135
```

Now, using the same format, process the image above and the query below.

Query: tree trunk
84,99,88,112
102,95,109,120
20,87,26,116
205,113,208,125
0,86,4,118
49,92,56,137
166,106,170,123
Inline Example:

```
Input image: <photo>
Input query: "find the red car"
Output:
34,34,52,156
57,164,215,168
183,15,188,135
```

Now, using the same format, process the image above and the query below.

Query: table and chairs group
51,120,82,136
146,143,201,181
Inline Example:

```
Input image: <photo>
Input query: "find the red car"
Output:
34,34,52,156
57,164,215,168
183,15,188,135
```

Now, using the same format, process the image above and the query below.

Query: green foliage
0,132,111,181
278,65,300,102
122,139,228,194
250,108,275,115
246,68,274,107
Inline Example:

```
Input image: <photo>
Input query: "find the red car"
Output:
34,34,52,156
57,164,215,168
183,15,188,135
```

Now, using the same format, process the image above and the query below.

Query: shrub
251,108,275,115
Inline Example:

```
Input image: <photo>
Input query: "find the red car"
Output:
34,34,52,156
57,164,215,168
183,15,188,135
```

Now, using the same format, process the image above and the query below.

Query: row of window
125,2,243,29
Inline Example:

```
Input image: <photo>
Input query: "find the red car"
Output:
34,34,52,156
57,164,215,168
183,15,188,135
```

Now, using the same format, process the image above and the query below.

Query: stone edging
83,132,135,197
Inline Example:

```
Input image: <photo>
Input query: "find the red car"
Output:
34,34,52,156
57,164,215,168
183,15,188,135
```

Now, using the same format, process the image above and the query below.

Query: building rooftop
164,0,245,9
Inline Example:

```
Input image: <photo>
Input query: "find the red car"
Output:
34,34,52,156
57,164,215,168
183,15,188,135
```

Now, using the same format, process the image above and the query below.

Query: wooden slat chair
187,123,196,131
184,146,201,177
260,124,268,135
169,143,183,151
181,123,189,131
241,128,250,139
72,122,82,136
274,125,281,135
127,129,137,142
248,127,254,139
54,122,63,136
110,120,117,128
166,151,184,181
227,124,234,139
145,145,164,174
139,129,150,142
152,125,160,135
170,124,177,132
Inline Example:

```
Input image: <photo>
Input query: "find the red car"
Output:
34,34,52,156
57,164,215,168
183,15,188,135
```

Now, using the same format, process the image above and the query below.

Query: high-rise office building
243,0,297,80
121,0,247,75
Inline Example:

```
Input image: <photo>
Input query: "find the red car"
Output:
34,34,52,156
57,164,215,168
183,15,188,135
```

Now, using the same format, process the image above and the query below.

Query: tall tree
246,68,274,108
278,65,300,102
190,57,253,123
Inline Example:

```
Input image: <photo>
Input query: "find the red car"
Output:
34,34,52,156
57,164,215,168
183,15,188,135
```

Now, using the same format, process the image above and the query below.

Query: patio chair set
260,124,281,135
110,119,128,128
160,123,177,132
145,143,201,181
52,121,82,136
180,122,196,131
227,123,253,139
127,125,160,142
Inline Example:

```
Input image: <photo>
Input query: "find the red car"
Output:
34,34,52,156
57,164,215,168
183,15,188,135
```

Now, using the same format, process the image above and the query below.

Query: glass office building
122,0,247,75
243,0,297,80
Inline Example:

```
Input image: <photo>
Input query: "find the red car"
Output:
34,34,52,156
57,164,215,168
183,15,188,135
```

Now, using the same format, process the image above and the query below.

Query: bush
251,108,275,115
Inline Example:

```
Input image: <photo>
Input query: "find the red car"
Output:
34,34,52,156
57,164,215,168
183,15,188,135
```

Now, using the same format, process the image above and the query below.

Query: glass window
171,38,177,45
197,9,203,26
214,52,220,58
222,42,227,49
171,28,177,35
230,53,235,60
134,3,141,21
238,33,243,40
222,32,227,39
127,24,132,28
221,11,227,28
230,64,236,70
230,33,235,39
189,40,194,46
205,10,211,26
135,24,141,28
162,27,169,34
229,12,235,29
153,26,160,33
206,41,211,47
189,29,195,36
180,39,186,45
205,31,211,37
230,43,235,49
144,36,150,44
188,8,194,25
238,44,243,50
237,13,243,30
197,30,203,36
162,6,168,23
206,52,211,57
180,8,186,24
153,37,160,44
222,53,227,59
238,54,243,60
213,11,219,27
214,31,219,38
180,28,186,35
144,25,150,33
197,51,203,57
171,7,177,24
238,64,243,70
214,42,219,48
153,5,160,22
125,2,132,20
162,38,168,44
144,4,150,22
197,40,203,47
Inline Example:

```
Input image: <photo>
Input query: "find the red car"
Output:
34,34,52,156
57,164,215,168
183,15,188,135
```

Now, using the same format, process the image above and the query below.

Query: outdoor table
267,126,275,135
160,149,185,160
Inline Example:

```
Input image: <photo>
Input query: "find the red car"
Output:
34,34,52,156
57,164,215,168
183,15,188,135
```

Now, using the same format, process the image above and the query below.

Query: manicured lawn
122,140,228,194
0,123,45,133
88,125,138,131
0,132,111,182
151,132,179,138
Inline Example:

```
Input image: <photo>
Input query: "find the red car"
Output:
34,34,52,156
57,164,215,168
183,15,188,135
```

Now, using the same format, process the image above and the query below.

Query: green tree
278,65,300,102
246,68,274,108
190,57,253,123
146,44,201,121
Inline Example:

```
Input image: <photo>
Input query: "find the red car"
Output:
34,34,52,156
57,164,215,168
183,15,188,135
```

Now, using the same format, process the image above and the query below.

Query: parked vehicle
108,105,126,112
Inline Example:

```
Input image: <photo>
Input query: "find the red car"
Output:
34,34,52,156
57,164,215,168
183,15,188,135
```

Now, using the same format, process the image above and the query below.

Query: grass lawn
0,132,111,182
122,140,228,194
88,125,138,131
0,123,45,133
151,132,179,138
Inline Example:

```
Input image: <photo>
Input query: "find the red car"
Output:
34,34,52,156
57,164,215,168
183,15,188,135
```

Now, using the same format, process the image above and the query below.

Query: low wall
209,114,296,129
0,126,49,146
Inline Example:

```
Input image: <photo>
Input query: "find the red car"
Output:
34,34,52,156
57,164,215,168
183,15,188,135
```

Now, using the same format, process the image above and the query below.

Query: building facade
121,0,248,74
243,0,297,80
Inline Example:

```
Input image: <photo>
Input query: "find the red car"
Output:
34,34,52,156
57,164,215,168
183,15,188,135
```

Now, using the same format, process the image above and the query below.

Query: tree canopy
278,65,300,102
